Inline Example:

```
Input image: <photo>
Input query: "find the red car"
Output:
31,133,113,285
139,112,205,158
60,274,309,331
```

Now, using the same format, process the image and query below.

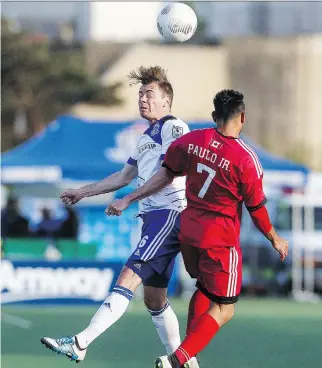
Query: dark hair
128,65,174,108
213,89,245,124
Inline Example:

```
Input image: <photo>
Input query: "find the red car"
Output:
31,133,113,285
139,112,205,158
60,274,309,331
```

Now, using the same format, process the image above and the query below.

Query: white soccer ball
157,3,198,43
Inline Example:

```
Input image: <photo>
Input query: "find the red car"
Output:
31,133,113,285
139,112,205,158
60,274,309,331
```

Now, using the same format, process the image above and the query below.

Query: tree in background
1,18,123,151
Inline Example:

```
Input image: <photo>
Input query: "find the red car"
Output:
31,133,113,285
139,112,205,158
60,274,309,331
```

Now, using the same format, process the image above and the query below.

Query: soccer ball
157,3,198,43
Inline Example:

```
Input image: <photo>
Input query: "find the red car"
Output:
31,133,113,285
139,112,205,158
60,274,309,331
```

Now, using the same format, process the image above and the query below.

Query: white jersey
127,115,190,213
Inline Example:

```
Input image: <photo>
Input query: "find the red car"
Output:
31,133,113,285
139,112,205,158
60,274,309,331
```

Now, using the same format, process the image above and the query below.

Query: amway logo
0,260,114,303
139,143,156,153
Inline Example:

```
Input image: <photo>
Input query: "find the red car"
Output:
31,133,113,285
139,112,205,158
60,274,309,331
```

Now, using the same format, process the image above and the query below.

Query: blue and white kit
125,115,190,287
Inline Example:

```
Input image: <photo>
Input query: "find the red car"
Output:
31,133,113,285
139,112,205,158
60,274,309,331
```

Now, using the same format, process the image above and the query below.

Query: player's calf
75,284,134,348
148,299,181,354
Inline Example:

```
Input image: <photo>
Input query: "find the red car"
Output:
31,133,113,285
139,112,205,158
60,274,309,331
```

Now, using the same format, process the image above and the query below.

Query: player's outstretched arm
241,155,288,262
249,206,288,262
106,167,175,216
60,164,138,205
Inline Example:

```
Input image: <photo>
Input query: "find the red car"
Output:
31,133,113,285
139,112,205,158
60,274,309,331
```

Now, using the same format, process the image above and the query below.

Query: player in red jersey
108,89,289,368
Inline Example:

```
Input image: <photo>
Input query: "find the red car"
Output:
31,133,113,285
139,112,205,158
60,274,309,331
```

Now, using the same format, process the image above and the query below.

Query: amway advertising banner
1,259,123,305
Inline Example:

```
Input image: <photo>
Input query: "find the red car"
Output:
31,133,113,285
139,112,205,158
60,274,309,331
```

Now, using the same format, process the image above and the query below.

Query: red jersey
163,128,266,248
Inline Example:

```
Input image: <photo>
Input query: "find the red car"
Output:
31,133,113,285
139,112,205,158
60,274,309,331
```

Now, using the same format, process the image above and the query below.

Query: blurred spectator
59,205,79,239
36,207,61,238
1,197,30,238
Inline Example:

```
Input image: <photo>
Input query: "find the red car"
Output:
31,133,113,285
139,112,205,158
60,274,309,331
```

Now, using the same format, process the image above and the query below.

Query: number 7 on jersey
197,163,216,198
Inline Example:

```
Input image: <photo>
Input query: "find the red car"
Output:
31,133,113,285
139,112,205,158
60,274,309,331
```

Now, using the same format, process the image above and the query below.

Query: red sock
186,290,211,334
175,313,220,365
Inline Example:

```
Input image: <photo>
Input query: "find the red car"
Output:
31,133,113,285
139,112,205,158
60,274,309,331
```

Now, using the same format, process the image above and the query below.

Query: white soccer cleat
154,355,200,368
184,357,200,368
41,336,86,363
154,355,180,368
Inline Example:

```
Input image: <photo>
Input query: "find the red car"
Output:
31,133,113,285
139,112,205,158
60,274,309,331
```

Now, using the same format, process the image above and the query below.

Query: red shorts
181,243,242,304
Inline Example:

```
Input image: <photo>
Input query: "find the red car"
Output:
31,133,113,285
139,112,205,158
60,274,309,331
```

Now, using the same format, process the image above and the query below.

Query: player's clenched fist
60,189,84,206
105,198,130,216
272,236,289,262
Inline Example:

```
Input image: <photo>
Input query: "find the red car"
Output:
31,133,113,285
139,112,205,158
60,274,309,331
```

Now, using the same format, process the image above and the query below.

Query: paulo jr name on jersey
127,115,190,213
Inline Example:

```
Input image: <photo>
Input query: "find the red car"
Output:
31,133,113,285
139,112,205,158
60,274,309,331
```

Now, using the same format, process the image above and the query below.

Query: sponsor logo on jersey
139,142,157,153
172,125,183,139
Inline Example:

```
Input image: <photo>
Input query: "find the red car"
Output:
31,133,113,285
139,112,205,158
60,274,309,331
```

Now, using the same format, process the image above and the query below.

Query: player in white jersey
40,66,199,368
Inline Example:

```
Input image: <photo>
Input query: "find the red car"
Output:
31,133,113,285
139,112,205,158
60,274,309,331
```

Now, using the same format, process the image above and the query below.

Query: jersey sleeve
127,144,139,166
162,135,188,176
160,119,190,160
240,154,267,211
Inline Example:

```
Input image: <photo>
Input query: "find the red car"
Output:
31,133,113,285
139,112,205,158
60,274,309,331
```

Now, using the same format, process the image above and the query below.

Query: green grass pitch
2,298,322,368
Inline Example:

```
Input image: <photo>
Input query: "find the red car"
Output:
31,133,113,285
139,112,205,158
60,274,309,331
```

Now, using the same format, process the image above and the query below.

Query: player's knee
209,303,235,326
144,294,167,311
222,304,235,323
115,266,142,292
144,287,167,311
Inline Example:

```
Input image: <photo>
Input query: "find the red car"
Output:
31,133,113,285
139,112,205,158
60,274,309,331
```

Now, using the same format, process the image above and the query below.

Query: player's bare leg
208,302,234,326
41,266,141,362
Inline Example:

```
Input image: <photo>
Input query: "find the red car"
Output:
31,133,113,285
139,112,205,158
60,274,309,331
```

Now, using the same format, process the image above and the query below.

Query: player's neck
216,123,240,138
148,112,171,125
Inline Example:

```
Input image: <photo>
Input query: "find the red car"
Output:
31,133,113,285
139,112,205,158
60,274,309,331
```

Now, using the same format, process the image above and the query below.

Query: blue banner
1,259,179,305
1,259,122,305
